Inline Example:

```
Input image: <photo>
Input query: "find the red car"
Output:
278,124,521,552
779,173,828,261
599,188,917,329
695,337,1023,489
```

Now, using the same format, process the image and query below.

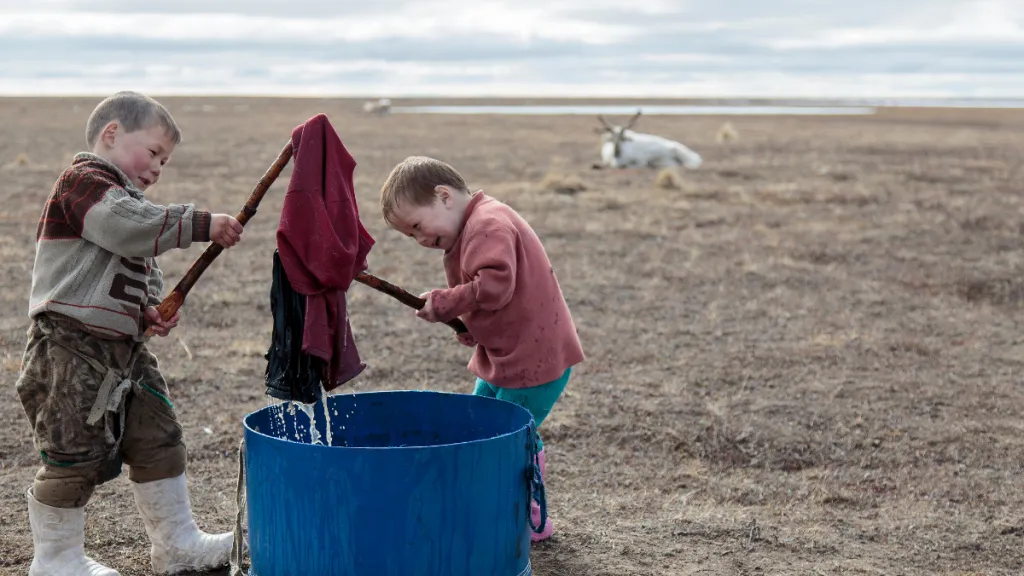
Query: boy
17,91,244,575
380,156,585,542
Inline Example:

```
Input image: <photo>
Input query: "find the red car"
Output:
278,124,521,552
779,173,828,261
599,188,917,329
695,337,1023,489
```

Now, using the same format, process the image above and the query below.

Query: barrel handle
229,438,248,576
527,422,548,534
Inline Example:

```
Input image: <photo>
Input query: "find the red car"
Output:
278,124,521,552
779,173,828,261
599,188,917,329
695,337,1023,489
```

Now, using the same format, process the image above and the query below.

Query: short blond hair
85,91,181,148
380,156,469,228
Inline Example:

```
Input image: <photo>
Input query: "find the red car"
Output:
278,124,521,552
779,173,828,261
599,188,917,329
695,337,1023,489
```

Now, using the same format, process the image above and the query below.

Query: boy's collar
73,152,143,195
445,191,488,256
463,191,487,218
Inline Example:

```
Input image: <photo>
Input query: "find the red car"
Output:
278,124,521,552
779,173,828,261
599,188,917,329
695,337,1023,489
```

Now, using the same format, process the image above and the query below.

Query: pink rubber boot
530,448,552,542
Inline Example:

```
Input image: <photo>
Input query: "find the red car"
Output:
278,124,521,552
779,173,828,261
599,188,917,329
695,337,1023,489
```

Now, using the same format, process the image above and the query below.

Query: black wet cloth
264,250,323,404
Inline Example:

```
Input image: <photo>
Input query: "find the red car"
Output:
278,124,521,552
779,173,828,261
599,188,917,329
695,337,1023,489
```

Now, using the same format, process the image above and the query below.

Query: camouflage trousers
15,314,186,508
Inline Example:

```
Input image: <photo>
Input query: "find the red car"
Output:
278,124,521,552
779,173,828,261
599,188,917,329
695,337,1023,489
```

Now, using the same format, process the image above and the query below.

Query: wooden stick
153,141,294,323
354,272,468,334
150,138,469,337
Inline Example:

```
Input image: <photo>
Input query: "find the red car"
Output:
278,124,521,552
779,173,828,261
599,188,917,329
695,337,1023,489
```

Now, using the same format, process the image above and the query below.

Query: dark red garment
276,113,375,390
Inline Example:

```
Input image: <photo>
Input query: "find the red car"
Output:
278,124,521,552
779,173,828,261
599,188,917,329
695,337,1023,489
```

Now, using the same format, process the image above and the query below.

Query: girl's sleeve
429,219,518,322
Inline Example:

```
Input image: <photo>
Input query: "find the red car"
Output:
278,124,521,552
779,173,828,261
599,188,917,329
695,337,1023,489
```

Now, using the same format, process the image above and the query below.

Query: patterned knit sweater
29,153,211,339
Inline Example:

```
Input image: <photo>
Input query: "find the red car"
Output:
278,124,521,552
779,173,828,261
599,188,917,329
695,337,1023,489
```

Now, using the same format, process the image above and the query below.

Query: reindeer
593,110,702,170
362,98,392,115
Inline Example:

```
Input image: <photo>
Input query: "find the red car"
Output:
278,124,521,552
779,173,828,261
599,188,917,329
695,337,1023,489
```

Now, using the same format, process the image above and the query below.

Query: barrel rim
243,389,535,451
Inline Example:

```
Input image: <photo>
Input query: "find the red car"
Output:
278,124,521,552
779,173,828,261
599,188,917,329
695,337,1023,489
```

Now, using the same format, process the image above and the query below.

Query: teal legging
473,367,572,451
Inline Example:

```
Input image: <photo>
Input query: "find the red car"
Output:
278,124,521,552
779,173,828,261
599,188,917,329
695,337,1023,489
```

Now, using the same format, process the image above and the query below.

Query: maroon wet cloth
276,113,375,390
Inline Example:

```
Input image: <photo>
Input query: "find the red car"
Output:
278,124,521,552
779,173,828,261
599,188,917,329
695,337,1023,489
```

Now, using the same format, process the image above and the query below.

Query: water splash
297,401,322,445
266,396,288,438
321,385,333,447
286,402,302,443
262,385,351,447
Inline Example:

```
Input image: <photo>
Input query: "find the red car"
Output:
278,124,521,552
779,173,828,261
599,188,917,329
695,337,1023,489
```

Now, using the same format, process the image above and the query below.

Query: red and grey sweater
28,153,211,339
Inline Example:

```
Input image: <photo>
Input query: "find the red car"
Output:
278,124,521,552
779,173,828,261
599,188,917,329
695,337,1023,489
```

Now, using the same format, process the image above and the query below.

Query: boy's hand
144,306,180,337
416,292,440,323
211,214,243,248
455,331,476,347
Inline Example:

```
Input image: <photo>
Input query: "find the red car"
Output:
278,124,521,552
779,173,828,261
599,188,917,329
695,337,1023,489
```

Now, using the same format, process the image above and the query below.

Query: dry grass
538,171,587,195
1,97,1024,575
716,121,739,143
2,353,21,373
655,167,684,190
1,152,33,171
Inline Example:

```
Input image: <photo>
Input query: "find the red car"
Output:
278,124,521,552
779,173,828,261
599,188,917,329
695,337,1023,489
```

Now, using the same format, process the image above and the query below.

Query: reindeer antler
596,115,614,131
624,109,642,130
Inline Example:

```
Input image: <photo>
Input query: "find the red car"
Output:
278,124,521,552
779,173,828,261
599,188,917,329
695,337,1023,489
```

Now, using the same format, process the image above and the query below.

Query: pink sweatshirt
429,193,585,389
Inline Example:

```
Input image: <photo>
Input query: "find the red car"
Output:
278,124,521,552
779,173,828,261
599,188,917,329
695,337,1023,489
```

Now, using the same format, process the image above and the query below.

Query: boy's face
389,187,464,251
99,122,176,191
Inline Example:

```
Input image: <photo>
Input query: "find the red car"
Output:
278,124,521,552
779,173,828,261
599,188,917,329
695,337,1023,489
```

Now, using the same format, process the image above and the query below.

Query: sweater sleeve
146,258,164,307
430,222,518,322
63,176,211,257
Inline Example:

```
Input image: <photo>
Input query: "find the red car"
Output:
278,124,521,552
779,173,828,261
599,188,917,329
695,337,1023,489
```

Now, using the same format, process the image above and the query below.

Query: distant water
817,98,1024,109
390,98,1024,116
391,105,877,116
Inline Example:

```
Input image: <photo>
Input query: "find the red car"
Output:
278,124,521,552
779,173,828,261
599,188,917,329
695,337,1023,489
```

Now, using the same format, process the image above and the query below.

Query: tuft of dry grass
538,171,587,195
2,153,33,171
655,167,683,190
716,121,739,143
2,354,21,373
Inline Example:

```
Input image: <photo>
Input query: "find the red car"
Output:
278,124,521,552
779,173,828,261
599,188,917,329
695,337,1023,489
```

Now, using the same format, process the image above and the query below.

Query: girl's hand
416,292,440,323
455,331,477,347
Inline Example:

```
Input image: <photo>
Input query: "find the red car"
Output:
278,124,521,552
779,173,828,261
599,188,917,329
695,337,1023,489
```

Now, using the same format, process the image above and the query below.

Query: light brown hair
380,156,469,228
85,91,182,148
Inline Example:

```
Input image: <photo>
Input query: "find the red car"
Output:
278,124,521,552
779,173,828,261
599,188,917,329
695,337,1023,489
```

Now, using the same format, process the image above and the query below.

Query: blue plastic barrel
242,390,540,576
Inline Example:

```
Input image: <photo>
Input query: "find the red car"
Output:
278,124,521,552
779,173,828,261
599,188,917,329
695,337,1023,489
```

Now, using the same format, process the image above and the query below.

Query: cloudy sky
1,0,1022,98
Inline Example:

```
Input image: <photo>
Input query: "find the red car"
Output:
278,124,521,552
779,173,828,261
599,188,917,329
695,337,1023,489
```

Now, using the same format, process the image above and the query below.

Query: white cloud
0,0,1022,97
768,0,1024,49
0,8,636,44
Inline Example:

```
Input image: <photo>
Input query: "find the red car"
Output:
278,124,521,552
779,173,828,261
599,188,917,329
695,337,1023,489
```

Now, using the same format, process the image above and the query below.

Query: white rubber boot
130,474,232,575
26,488,120,576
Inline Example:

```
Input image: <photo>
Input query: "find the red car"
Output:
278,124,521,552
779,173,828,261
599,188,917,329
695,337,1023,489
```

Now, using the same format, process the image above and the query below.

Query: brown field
1,97,1024,575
